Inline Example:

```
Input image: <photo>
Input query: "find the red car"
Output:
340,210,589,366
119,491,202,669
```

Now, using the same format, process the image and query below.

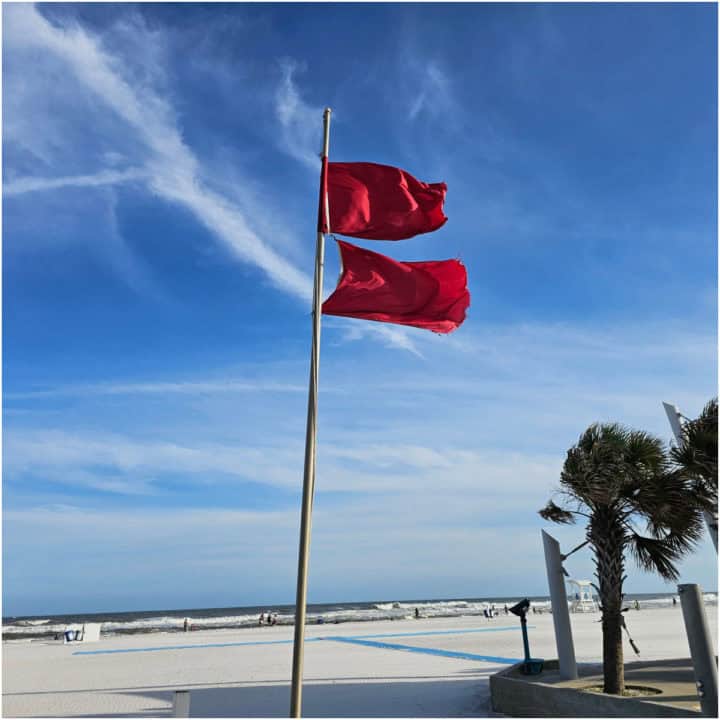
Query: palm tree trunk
601,607,624,694
590,512,625,695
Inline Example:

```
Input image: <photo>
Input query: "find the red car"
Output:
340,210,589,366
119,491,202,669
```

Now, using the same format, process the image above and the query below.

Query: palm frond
634,469,710,541
624,431,667,473
654,512,705,550
629,533,683,582
560,426,630,505
670,397,718,495
538,500,576,524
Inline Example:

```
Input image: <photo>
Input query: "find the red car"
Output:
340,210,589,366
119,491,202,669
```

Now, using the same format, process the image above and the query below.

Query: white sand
3,607,717,717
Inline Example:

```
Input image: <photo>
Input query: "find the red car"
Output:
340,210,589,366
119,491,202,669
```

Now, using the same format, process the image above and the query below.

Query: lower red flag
321,240,469,334
327,162,447,240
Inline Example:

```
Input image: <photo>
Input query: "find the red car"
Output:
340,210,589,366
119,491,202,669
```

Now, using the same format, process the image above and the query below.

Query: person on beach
673,596,677,607
414,607,420,619
503,604,508,614
634,599,640,611
259,613,265,625
183,618,189,632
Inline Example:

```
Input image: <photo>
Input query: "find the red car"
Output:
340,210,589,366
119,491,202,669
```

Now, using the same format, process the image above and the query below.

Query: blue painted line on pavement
340,625,534,640
73,625,534,657
73,638,315,655
323,636,520,664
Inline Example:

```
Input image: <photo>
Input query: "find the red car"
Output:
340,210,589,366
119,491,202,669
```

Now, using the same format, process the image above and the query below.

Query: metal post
290,107,331,719
678,584,718,717
701,510,719,552
541,530,578,679
172,691,190,718
663,402,718,552
520,615,531,662
662,401,685,444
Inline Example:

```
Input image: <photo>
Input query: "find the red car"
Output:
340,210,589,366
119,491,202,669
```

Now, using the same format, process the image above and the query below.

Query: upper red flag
327,162,447,240
321,240,469,334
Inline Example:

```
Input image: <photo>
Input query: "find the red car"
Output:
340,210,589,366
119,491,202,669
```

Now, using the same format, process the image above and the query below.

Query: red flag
327,162,447,240
322,240,469,333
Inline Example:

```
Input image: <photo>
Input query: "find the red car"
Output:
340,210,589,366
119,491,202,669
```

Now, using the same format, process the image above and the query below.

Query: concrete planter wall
490,660,700,718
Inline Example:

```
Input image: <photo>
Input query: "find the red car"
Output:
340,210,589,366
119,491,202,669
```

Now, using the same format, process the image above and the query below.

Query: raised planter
490,659,701,718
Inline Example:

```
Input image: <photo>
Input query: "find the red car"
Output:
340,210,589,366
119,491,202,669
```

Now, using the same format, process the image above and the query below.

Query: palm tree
539,423,704,695
670,398,718,549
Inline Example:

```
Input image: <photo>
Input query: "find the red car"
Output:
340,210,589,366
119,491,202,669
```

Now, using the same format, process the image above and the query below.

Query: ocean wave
4,593,714,640
3,622,67,636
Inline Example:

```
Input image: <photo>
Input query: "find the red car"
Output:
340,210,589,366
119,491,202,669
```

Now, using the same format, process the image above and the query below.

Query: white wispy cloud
3,426,560,500
325,319,425,357
3,168,146,197
5,175,164,298
5,4,313,302
103,191,168,301
5,7,420,352
5,486,715,616
397,50,462,129
4,319,716,607
55,470,159,496
6,321,715,448
6,379,307,400
4,429,298,488
275,59,324,171
407,60,456,122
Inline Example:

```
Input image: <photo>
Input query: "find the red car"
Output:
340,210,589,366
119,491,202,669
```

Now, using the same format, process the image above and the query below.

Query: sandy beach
3,606,717,717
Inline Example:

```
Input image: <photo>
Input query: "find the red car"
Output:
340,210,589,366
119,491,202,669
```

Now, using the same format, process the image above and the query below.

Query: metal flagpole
290,107,332,719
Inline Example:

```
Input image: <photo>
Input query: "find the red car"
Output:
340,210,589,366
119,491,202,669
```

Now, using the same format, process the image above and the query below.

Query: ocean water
3,592,716,642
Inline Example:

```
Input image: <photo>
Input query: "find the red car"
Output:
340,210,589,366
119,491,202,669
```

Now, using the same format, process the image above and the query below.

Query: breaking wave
3,593,714,641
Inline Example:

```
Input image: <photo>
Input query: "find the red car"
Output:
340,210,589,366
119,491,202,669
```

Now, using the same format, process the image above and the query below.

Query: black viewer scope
509,599,544,675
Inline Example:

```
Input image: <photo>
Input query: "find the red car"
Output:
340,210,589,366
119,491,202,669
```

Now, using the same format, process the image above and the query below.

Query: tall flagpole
290,107,331,718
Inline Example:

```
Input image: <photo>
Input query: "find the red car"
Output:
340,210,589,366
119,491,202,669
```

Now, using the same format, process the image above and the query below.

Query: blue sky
3,2,717,617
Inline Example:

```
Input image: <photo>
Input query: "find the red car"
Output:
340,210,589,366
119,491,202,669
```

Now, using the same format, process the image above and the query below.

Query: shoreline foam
4,592,715,641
